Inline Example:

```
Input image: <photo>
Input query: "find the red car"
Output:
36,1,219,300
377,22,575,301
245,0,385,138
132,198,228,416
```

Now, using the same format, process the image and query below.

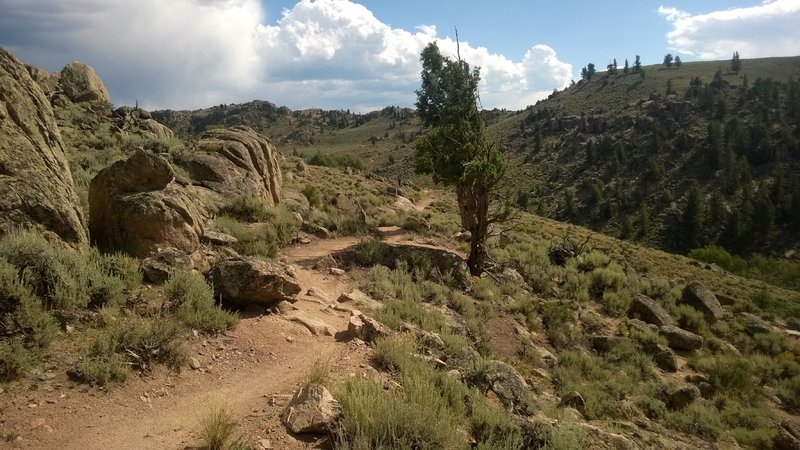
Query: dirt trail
0,236,370,450
1,198,443,450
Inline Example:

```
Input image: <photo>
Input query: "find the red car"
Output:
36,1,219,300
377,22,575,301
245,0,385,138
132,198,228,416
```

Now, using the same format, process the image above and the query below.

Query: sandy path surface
0,236,371,450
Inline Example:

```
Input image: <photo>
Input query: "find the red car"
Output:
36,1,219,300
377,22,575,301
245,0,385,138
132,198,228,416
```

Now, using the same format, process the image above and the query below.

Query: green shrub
588,264,627,297
87,319,186,375
776,374,800,408
0,258,58,349
164,271,237,334
201,404,239,450
301,186,322,208
214,206,297,258
470,393,524,449
220,194,270,222
0,229,125,310
675,304,709,335
575,251,611,272
70,354,127,386
663,401,724,440
96,252,143,290
354,239,389,267
690,354,758,402
688,245,748,273
0,339,33,382
335,373,464,449
601,289,632,317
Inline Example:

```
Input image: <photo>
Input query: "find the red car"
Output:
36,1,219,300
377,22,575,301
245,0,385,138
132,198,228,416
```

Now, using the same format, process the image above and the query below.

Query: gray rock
286,311,335,336
208,256,301,306
470,359,536,415
666,385,700,410
58,61,110,103
660,325,704,352
0,47,88,244
651,344,678,372
281,384,342,434
347,311,389,343
202,231,238,246
188,126,282,209
89,150,204,257
629,294,675,327
680,281,724,323
741,312,773,336
141,247,194,284
559,390,587,418
337,289,383,311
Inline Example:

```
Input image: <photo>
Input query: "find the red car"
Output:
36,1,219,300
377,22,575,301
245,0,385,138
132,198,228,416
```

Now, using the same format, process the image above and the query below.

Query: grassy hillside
152,56,800,275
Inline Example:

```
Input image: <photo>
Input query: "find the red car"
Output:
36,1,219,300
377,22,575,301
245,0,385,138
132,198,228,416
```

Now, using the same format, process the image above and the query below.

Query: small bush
0,339,32,382
87,319,186,375
688,245,747,274
588,263,627,297
354,239,389,267
470,393,524,449
0,258,58,349
0,229,126,310
601,289,632,317
70,354,127,386
675,304,709,335
301,186,322,208
220,194,270,222
690,354,757,402
663,401,724,440
201,404,238,450
305,356,334,387
776,374,800,408
164,271,238,334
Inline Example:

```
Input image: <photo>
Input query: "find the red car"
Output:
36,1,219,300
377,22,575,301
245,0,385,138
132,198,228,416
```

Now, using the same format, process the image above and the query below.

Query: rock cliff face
88,150,204,257
0,46,88,244
187,126,282,207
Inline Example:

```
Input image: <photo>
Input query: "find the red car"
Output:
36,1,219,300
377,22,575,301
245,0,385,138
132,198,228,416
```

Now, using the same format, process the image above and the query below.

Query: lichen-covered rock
469,359,536,415
187,126,282,208
281,384,342,434
680,281,724,323
207,256,301,306
660,325,704,352
347,310,390,343
59,61,110,103
629,294,675,327
113,106,174,140
666,385,700,410
141,247,194,284
0,47,88,244
88,150,204,257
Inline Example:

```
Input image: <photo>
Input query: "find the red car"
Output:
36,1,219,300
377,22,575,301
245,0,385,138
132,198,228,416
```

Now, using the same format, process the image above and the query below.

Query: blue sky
1,0,798,111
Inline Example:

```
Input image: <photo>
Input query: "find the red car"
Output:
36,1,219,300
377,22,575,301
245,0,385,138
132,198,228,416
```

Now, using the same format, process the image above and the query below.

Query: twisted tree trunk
457,182,489,276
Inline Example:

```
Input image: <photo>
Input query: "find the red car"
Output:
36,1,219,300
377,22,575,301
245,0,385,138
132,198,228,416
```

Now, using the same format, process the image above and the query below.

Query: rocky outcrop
629,294,675,327
347,310,390,343
58,62,110,103
281,384,342,434
0,46,88,244
680,281,724,323
112,106,174,140
207,256,301,306
88,150,204,257
468,359,536,415
187,126,282,209
666,385,700,410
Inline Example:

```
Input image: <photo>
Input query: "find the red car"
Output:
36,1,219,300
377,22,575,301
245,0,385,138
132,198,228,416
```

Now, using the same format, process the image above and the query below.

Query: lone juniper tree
413,41,508,275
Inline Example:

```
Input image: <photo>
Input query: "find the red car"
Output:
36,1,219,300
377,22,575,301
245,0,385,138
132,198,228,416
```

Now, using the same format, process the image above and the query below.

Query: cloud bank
659,0,800,59
0,0,573,111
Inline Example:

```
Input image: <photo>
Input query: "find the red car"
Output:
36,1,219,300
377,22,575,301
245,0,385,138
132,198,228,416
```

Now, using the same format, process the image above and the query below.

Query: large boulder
281,384,342,434
467,359,536,415
88,150,204,257
58,62,110,103
629,294,675,327
186,126,282,208
112,106,174,140
680,281,724,323
0,47,88,244
660,325,704,352
140,247,194,284
207,256,301,306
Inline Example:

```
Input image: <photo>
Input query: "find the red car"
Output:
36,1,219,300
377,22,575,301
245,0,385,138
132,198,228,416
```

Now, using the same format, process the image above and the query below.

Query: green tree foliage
583,63,596,81
663,53,673,69
674,55,682,68
683,183,707,249
623,58,629,73
634,55,641,72
731,51,742,74
414,42,508,275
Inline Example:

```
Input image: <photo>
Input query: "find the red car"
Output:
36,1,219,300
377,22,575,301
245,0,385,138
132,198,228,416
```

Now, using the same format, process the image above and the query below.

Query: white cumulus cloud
0,0,573,111
659,0,800,59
